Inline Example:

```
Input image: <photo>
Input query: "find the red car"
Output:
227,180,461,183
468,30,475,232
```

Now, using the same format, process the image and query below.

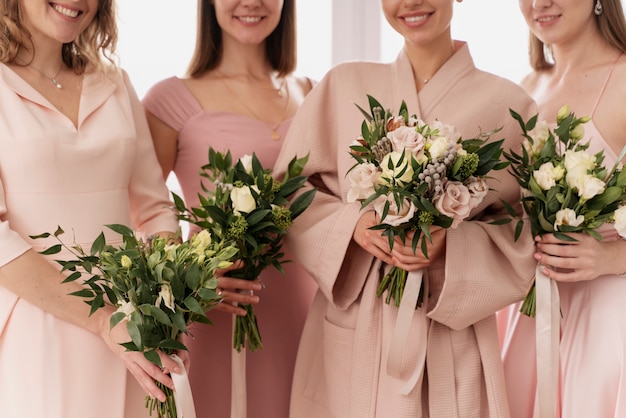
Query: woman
0,0,186,416
142,0,316,417
498,0,626,416
271,0,538,416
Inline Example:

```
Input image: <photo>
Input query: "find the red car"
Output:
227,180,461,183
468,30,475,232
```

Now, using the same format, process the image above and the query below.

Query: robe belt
170,354,197,418
386,269,428,395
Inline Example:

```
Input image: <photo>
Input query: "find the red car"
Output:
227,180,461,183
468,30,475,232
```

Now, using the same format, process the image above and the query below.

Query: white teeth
404,15,428,23
537,16,557,23
238,16,262,23
53,5,79,18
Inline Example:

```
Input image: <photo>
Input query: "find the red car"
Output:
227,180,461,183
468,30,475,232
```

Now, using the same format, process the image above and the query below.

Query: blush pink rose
435,181,472,228
373,195,416,227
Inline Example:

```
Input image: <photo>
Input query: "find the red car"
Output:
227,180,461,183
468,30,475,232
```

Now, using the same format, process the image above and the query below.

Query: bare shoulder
519,71,541,96
288,74,316,96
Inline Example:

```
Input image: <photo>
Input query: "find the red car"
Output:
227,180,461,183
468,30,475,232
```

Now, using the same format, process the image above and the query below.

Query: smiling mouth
237,16,263,23
536,15,560,23
403,14,430,24
51,4,81,18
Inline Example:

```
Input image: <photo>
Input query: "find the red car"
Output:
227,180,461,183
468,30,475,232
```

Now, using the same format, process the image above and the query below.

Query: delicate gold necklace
216,72,290,141
28,63,63,89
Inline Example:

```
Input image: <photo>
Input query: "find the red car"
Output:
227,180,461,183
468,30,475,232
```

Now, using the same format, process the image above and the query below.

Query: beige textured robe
273,44,537,418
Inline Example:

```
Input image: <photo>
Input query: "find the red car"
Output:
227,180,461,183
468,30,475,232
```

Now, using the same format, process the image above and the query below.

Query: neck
405,38,458,86
550,31,618,77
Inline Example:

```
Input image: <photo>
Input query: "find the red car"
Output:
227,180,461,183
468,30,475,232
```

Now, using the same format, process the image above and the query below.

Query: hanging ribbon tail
231,316,247,418
170,354,197,418
386,269,428,395
535,265,560,418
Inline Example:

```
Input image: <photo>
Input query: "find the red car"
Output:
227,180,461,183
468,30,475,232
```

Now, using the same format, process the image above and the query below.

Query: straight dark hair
187,0,297,77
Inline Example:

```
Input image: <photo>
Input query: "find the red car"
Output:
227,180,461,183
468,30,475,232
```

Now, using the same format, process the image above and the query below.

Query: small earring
594,0,603,15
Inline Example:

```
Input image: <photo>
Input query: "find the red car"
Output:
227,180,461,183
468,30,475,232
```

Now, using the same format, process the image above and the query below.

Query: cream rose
380,151,414,186
387,125,426,158
347,163,380,203
614,206,626,239
569,173,606,200
564,150,596,177
230,185,258,214
427,136,450,161
435,181,472,228
554,208,584,229
373,195,416,227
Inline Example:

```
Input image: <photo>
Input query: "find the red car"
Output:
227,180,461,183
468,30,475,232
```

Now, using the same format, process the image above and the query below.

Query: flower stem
376,266,424,308
233,304,263,352
519,282,536,317
146,381,176,418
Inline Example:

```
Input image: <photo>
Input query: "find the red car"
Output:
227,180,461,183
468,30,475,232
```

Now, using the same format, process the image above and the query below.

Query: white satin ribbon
386,269,428,395
231,317,247,418
170,354,197,418
535,265,560,418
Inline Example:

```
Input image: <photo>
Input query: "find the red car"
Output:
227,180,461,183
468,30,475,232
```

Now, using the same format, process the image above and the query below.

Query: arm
145,111,178,181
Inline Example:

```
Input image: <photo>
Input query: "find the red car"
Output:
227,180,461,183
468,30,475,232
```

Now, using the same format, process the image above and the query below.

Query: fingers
125,353,174,402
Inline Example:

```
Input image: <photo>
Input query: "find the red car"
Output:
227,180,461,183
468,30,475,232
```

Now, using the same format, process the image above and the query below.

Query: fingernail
173,366,181,374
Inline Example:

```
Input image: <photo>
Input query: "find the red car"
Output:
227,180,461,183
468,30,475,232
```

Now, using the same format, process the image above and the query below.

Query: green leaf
144,350,162,367
289,188,317,219
105,224,134,237
184,296,206,316
90,232,106,256
126,321,143,351
159,339,187,351
39,244,62,255
139,305,173,326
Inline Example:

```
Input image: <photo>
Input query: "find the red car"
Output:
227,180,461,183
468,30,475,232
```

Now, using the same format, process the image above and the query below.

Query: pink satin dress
498,58,626,418
143,77,317,418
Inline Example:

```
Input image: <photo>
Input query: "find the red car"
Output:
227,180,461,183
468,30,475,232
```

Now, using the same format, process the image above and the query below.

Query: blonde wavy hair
0,0,118,73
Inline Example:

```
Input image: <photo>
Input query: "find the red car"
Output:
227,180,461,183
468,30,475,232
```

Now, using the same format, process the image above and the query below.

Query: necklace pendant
271,130,281,141
51,78,62,89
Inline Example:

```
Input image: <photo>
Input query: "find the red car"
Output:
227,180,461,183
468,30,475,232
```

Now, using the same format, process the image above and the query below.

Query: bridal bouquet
173,148,316,352
348,94,508,307
505,105,626,316
31,225,237,418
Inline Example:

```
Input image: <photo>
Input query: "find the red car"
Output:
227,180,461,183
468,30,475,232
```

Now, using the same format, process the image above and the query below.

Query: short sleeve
142,77,202,132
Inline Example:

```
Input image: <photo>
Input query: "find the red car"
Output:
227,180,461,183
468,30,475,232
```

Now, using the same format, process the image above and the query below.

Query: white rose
230,185,258,214
427,136,451,161
239,154,254,174
533,162,558,190
116,300,136,320
554,208,584,229
156,283,176,311
373,195,416,227
387,125,426,158
380,151,414,186
347,163,380,203
564,150,596,177
435,181,472,228
613,206,626,239
570,174,606,200
465,176,489,207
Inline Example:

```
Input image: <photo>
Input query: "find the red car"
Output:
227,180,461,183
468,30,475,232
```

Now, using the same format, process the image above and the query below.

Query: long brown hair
528,0,626,70
187,0,297,78
0,0,118,73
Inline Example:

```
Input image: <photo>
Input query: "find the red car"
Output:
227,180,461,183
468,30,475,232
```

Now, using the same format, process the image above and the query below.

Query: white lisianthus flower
121,255,132,269
564,149,596,178
164,243,180,262
570,123,585,141
380,151,414,186
533,162,559,190
373,195,416,227
347,162,380,203
427,136,450,161
191,229,212,249
557,104,570,124
554,208,584,229
239,154,254,174
613,206,626,239
230,185,258,214
570,174,606,200
116,300,136,320
523,119,550,158
387,125,425,158
156,283,176,311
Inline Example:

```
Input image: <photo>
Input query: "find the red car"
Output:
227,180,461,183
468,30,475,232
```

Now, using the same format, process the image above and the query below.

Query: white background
116,1,531,99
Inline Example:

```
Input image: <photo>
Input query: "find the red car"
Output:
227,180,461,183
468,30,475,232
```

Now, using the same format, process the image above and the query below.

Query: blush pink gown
0,65,179,417
143,77,317,418
498,60,626,418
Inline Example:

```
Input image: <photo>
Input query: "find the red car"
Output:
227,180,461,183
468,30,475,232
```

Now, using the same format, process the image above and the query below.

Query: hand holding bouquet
505,105,626,316
348,95,508,307
173,148,316,352
32,225,237,417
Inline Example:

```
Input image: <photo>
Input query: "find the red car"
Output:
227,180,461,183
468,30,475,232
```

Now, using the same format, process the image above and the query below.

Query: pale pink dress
143,77,317,418
498,60,626,417
0,65,179,417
